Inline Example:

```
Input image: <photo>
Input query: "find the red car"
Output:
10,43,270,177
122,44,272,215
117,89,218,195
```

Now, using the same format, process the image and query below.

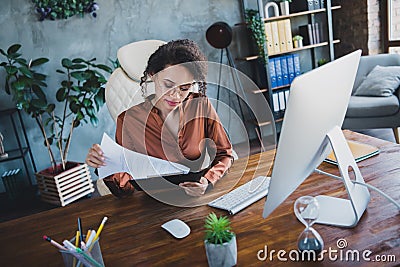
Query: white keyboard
208,176,271,215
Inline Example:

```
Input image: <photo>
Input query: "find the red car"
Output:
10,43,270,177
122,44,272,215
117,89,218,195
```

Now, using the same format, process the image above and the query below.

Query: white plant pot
294,39,303,48
204,235,237,267
280,1,290,16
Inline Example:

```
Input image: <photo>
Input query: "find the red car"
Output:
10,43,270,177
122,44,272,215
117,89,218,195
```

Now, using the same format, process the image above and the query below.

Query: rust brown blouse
103,93,233,197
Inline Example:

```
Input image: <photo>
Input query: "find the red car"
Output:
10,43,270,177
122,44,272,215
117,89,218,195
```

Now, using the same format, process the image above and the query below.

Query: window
383,0,400,53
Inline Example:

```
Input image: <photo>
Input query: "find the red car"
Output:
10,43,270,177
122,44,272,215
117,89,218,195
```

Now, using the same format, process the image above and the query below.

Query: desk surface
0,131,399,266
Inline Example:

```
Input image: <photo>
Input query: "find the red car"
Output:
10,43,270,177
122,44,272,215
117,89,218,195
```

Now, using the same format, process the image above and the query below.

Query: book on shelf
325,140,380,165
314,22,321,43
290,0,325,12
298,23,321,45
275,57,283,87
286,55,295,84
269,54,300,89
272,93,280,112
293,54,301,77
277,20,287,52
271,21,281,53
284,19,293,51
268,58,277,88
264,22,275,55
313,0,321,9
280,56,289,86
278,91,286,110
271,89,290,113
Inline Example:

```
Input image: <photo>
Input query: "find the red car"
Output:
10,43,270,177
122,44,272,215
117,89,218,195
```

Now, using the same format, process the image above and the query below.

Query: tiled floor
0,128,397,223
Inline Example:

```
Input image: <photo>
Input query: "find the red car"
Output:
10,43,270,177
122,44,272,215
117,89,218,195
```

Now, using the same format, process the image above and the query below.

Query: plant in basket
0,44,112,205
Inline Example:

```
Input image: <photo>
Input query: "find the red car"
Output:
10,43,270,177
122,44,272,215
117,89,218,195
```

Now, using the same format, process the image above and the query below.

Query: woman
86,39,233,197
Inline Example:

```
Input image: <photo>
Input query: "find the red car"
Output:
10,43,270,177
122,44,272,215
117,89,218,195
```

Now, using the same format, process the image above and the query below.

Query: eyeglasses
156,79,196,95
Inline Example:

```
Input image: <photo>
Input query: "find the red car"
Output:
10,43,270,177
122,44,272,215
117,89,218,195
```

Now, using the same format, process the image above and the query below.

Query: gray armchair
343,53,400,143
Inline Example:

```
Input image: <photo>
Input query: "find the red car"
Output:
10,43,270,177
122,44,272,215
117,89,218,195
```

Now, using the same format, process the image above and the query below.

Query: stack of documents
98,133,190,180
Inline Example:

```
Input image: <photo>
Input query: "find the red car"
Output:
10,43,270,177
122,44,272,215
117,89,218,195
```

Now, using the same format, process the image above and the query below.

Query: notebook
325,140,380,165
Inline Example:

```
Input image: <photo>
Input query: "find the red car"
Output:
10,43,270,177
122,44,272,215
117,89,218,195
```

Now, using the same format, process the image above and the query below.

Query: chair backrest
105,40,166,120
353,53,400,94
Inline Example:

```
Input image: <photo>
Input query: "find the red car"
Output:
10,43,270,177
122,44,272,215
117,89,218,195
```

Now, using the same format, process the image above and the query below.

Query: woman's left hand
179,177,209,196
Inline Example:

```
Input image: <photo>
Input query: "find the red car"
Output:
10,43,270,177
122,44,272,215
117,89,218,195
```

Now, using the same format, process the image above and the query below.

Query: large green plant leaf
5,78,10,94
7,44,21,54
82,99,92,107
56,87,67,101
94,88,105,110
70,63,86,70
46,104,56,113
95,64,112,73
11,80,26,91
32,84,46,101
30,57,49,67
71,71,86,81
31,98,47,108
61,58,73,68
72,58,85,63
69,101,80,113
5,66,18,75
90,116,99,127
19,66,33,78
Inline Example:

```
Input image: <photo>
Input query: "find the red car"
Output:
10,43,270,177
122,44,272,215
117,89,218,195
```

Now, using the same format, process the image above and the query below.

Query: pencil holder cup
60,236,105,267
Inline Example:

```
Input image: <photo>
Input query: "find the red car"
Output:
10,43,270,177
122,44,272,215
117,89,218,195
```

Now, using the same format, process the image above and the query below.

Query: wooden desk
0,131,398,266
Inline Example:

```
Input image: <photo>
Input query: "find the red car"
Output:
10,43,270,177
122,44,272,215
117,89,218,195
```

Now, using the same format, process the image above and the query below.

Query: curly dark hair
140,39,208,97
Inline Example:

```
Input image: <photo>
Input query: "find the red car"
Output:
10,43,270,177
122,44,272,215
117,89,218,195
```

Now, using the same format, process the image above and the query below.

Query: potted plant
318,58,329,67
204,213,237,267
0,44,112,206
293,35,304,48
245,9,268,63
277,0,292,16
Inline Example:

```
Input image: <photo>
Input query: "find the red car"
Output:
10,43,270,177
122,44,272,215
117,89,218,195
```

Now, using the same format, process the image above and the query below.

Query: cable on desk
314,168,400,210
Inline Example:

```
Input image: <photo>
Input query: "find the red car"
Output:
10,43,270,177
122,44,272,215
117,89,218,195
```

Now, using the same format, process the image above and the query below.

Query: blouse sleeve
102,111,135,197
202,100,234,185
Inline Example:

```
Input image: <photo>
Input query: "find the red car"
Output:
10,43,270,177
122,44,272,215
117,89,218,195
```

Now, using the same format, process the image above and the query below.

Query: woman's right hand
85,144,106,168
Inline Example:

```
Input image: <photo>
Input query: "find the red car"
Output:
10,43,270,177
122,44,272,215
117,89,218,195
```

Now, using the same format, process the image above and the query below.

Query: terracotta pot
35,161,94,206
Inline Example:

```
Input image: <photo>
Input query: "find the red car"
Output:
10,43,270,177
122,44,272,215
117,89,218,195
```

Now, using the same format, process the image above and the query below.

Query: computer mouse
161,219,191,239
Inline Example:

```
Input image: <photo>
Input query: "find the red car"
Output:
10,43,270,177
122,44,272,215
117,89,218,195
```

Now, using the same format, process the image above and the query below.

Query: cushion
354,65,400,97
346,95,400,118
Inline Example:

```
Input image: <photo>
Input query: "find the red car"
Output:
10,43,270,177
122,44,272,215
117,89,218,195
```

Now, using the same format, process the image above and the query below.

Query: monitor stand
314,126,370,228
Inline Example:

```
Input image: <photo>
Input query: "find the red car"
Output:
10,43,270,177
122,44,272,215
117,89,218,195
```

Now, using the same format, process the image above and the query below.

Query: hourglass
294,196,324,255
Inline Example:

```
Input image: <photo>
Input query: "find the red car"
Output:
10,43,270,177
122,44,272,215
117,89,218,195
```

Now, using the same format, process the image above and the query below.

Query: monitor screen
263,50,362,219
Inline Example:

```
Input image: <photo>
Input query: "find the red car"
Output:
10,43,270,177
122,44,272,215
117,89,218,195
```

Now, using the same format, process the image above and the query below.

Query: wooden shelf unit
237,0,340,127
238,40,340,61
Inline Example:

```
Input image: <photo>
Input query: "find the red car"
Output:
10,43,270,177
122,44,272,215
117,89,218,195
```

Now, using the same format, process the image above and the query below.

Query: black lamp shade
206,22,232,49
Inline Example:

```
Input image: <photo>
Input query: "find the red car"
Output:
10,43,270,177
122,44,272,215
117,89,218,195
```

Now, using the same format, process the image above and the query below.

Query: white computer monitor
262,50,370,228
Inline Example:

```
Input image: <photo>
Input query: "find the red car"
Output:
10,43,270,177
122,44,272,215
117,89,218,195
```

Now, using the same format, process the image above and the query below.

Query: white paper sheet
97,133,190,180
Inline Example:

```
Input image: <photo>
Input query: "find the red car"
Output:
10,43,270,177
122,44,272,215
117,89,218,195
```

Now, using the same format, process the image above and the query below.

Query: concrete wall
0,0,243,191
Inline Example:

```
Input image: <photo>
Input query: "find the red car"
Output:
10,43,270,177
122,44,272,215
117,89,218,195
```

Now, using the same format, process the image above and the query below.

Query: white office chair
97,40,237,196
105,40,166,121
97,40,166,196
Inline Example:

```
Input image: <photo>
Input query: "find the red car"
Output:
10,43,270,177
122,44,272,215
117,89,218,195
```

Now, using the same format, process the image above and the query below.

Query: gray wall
0,0,243,191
